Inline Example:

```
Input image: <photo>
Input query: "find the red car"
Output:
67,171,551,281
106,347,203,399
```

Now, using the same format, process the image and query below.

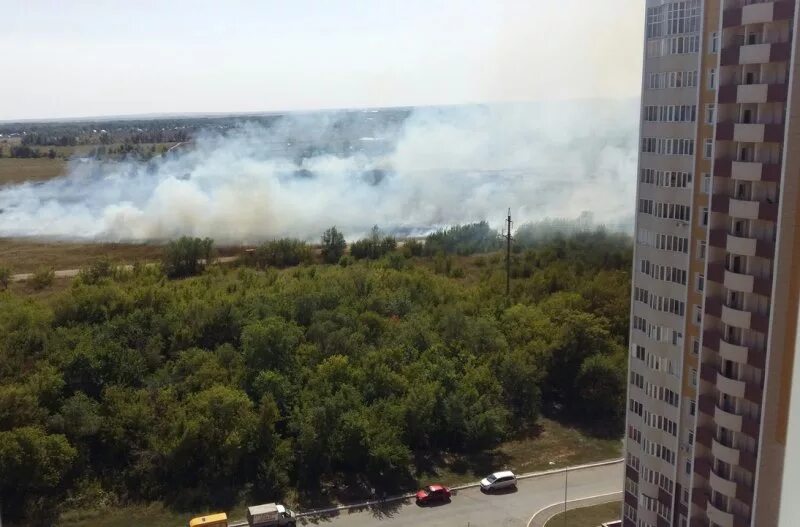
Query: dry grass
59,502,249,527
0,141,180,186
0,157,67,185
544,500,621,527
0,239,165,274
413,417,622,487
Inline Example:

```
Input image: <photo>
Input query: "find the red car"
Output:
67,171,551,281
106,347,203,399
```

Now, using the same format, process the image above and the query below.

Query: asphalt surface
297,462,622,527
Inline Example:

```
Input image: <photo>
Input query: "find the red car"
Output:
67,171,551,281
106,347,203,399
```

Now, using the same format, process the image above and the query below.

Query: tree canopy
0,227,631,525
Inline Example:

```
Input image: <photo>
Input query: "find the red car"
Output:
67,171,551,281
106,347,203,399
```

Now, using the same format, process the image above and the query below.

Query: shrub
0,266,10,290
401,239,424,257
252,239,312,268
350,226,396,260
30,268,55,290
163,237,213,278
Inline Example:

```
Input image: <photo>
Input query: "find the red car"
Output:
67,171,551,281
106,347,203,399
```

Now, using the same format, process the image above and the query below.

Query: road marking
525,491,621,527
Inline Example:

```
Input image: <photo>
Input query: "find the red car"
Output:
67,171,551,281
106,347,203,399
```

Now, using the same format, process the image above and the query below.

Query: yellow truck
189,512,228,527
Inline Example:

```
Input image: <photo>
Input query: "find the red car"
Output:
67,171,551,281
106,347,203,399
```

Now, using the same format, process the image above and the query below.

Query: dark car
415,484,451,504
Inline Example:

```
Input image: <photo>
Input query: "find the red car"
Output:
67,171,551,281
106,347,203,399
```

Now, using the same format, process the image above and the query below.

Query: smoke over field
0,100,638,242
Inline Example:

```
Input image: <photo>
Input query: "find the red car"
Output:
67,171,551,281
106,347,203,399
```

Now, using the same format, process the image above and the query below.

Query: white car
480,470,517,491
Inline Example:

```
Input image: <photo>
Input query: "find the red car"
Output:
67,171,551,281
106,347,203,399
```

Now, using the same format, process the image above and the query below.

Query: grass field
544,501,621,527
58,418,621,527
0,141,180,186
0,157,67,184
0,238,166,274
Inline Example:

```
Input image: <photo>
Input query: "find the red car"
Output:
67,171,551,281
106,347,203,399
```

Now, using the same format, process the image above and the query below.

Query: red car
415,484,451,504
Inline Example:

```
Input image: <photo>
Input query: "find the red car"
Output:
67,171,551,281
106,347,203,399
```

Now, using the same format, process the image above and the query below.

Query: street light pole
563,465,568,527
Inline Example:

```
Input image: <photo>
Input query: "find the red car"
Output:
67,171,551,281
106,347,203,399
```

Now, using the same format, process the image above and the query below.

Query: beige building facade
625,1,799,526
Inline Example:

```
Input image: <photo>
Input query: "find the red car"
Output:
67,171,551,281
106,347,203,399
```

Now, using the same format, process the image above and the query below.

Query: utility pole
563,465,568,527
505,208,512,297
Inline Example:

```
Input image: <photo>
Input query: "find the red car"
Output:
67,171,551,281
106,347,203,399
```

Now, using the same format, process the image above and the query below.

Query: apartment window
700,207,708,227
679,515,688,527
689,430,695,445
710,31,719,53
705,103,716,125
701,173,711,194
698,240,707,260
691,368,698,387
686,460,692,475
697,273,705,292
690,399,696,416
703,138,713,159
682,488,690,505
693,305,702,325
708,68,717,90
692,338,700,355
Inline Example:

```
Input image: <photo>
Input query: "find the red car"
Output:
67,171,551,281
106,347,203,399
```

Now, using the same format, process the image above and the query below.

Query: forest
0,224,632,525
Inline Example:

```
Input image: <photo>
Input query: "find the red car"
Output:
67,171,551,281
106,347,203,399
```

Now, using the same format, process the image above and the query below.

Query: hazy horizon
1,0,644,121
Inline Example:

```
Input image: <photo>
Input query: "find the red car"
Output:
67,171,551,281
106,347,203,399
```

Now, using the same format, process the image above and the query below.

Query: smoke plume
0,100,638,243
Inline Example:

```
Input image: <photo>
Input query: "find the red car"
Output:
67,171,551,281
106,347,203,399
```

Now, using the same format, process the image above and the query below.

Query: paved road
297,462,622,527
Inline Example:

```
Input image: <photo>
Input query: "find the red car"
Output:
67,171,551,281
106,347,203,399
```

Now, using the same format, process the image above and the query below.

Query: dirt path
9,256,239,282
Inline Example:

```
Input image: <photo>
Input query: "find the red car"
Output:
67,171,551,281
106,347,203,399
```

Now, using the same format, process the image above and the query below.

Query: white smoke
0,100,639,243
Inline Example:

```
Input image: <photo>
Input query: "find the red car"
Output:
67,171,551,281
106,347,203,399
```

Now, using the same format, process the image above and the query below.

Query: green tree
321,226,346,264
0,427,77,524
0,266,10,290
29,268,55,290
162,237,213,278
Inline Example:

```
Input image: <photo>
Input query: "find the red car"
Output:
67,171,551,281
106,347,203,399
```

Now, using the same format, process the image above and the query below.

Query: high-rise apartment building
625,1,800,526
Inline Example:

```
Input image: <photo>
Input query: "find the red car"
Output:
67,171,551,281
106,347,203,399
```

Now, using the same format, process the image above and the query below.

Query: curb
526,491,623,527
210,458,624,526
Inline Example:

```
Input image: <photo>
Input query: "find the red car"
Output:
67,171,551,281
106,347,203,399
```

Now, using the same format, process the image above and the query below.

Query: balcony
724,268,772,295
712,437,741,465
723,1,796,27
704,329,767,367
716,122,785,143
714,403,761,437
714,159,782,182
722,337,767,367
712,438,759,475
722,302,770,332
707,498,750,527
717,83,788,104
710,195,779,222
722,232,775,258
717,369,748,398
710,469,738,499
720,41,793,66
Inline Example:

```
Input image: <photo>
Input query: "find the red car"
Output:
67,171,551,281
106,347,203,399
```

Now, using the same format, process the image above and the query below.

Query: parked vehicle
189,512,228,527
247,503,297,527
480,470,517,491
415,484,451,504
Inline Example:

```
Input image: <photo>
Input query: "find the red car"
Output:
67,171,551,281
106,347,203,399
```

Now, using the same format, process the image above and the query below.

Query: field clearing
58,418,621,527
0,141,180,186
0,157,67,184
544,501,621,527
0,238,166,273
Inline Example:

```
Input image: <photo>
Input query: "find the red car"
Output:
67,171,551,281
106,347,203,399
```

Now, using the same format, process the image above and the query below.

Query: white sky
0,0,644,121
